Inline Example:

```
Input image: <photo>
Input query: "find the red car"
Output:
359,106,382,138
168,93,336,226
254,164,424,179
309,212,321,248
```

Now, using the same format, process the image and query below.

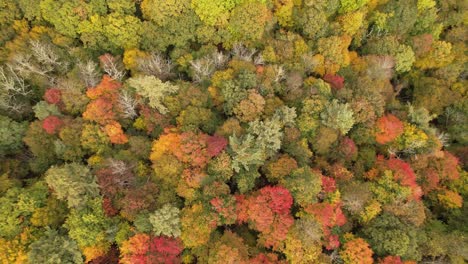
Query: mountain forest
0,0,466,263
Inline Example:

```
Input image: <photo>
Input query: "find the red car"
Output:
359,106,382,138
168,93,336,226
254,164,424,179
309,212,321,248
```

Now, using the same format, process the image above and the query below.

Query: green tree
149,204,181,237
64,198,116,248
320,99,355,135
44,163,100,208
0,115,27,156
126,75,179,114
28,229,83,264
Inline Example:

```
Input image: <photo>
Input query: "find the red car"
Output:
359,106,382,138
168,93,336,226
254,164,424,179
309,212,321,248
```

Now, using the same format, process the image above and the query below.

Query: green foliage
28,229,83,264
0,181,48,239
339,0,369,14
65,198,116,248
281,167,322,207
32,101,61,120
127,75,179,114
320,99,355,135
0,115,27,156
149,204,181,237
0,0,465,262
362,213,425,261
44,163,100,208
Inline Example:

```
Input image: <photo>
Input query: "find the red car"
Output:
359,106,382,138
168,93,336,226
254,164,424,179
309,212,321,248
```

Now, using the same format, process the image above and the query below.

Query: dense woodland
0,0,467,263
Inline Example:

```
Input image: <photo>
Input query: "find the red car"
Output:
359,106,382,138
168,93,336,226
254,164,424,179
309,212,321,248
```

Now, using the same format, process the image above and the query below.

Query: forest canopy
0,0,467,263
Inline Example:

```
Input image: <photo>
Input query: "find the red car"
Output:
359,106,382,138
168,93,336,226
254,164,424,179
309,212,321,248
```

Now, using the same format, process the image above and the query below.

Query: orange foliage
340,238,373,264
236,186,294,249
375,114,404,144
104,121,128,144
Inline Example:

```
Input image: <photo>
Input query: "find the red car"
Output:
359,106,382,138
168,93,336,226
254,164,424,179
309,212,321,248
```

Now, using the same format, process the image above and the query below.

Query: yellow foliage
275,0,295,28
360,200,382,223
339,11,365,36
123,48,146,71
82,243,110,263
282,233,322,264
181,203,215,248
87,155,104,166
415,41,454,69
211,69,234,88
437,190,463,209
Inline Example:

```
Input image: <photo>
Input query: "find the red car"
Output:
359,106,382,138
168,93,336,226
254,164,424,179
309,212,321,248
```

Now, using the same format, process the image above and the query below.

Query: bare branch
77,60,100,87
100,54,126,81
118,90,138,119
30,40,64,70
190,58,215,83
211,51,228,68
137,52,173,81
232,43,257,62
272,65,285,83
11,53,49,77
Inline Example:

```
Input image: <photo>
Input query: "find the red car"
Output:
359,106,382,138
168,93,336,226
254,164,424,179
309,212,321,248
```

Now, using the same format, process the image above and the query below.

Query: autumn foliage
375,114,404,144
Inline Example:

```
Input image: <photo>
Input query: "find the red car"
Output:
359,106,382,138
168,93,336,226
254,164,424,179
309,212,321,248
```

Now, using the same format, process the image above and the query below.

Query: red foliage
323,74,345,90
210,196,237,225
380,157,422,200
42,115,63,134
147,237,184,264
89,245,119,264
378,256,405,264
436,151,460,181
236,186,294,249
44,88,61,104
322,176,337,193
375,114,404,144
250,253,286,264
102,196,119,217
259,186,293,214
119,182,158,220
120,234,183,264
206,135,228,157
305,202,346,249
338,137,357,161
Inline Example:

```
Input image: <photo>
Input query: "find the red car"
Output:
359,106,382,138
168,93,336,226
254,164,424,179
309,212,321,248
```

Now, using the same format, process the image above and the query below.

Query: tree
361,213,424,261
149,204,181,238
120,234,183,264
44,163,100,208
28,229,83,264
236,186,294,249
340,237,374,264
127,75,179,114
320,99,355,135
375,114,404,144
42,115,63,134
281,167,322,207
0,115,27,156
64,198,116,250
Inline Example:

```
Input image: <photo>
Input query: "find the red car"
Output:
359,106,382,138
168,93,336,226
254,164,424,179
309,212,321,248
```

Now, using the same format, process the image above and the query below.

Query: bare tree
137,52,174,81
211,51,229,68
30,40,65,70
0,65,31,113
232,43,257,62
77,60,100,87
272,65,285,83
118,90,138,119
190,58,215,83
100,54,126,81
253,54,264,66
11,53,49,77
